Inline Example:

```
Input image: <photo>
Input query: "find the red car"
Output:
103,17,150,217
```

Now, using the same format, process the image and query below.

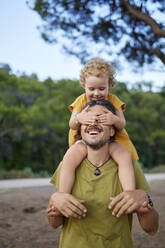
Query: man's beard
84,138,110,150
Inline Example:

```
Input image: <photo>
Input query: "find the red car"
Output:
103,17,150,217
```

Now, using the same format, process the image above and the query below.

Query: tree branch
120,0,165,37
152,48,165,65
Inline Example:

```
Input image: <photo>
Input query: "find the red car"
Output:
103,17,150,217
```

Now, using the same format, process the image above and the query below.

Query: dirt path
1,173,165,188
0,180,164,248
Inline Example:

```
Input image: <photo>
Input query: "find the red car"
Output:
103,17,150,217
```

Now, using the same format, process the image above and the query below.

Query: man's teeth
89,131,98,135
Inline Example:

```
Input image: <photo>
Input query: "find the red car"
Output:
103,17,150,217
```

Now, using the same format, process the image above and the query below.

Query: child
59,58,139,193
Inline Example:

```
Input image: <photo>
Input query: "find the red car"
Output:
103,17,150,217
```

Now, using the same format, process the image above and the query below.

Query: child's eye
100,88,105,91
89,88,94,91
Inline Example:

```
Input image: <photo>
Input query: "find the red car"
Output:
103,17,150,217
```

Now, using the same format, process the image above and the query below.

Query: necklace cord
86,156,111,169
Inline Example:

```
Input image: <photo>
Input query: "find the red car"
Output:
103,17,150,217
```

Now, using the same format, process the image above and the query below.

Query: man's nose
90,119,98,125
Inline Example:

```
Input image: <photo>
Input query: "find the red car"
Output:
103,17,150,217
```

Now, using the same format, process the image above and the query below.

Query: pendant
94,168,101,176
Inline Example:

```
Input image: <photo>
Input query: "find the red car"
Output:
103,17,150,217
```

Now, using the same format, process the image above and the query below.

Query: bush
148,165,165,173
0,167,38,179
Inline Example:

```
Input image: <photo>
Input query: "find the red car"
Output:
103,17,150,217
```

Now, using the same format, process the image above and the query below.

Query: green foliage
111,82,165,169
28,0,165,67
0,68,165,177
0,167,51,179
0,167,37,179
149,165,165,173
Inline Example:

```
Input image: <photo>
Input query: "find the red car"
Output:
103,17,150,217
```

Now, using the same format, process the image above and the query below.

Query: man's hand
46,205,64,229
46,206,62,217
137,201,152,214
108,190,148,218
50,192,87,219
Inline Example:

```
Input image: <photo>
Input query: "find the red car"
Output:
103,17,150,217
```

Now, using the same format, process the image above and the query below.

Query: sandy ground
0,180,164,248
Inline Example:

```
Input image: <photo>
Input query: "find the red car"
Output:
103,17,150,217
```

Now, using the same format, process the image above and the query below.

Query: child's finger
103,110,108,113
108,197,115,209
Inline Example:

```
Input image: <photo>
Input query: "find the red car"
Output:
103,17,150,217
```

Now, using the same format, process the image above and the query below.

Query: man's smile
85,125,103,136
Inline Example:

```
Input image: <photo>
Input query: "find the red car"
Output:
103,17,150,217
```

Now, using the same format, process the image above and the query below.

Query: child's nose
94,89,99,96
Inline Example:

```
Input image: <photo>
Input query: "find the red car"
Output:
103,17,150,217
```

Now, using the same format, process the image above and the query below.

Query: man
47,100,159,248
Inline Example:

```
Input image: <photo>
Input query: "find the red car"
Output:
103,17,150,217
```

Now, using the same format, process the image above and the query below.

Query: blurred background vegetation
1,0,164,178
0,64,165,179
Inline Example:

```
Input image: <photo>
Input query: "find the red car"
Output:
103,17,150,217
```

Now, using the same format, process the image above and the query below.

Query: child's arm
115,108,126,130
69,106,98,130
59,142,87,193
98,107,126,130
69,109,82,130
109,142,136,191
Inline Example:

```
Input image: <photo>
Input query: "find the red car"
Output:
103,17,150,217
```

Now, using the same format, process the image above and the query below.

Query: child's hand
97,110,117,126
77,106,99,125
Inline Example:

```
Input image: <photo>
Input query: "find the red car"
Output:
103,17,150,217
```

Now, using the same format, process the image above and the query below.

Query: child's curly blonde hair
80,58,116,88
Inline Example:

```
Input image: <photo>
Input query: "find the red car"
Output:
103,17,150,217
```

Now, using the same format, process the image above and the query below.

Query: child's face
84,76,110,101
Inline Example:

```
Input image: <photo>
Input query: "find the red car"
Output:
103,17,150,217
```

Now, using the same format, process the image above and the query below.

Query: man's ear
110,126,115,137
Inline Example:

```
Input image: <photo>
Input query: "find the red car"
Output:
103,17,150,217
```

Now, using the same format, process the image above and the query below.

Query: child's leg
109,142,136,191
59,141,87,193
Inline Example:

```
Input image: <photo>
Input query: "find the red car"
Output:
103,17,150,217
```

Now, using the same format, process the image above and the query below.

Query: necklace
86,156,110,176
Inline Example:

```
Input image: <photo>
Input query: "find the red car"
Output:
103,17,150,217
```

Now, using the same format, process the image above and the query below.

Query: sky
0,0,165,90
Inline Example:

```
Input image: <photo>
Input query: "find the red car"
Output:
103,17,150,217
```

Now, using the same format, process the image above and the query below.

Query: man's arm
46,207,64,229
109,190,159,235
137,207,159,236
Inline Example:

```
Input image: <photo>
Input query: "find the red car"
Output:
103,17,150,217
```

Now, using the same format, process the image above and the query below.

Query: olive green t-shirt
50,159,150,248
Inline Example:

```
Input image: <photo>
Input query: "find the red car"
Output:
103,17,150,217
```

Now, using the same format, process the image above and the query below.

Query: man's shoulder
50,162,63,186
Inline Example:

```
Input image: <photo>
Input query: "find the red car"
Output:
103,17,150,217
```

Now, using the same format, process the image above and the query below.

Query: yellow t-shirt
68,93,139,160
50,159,149,248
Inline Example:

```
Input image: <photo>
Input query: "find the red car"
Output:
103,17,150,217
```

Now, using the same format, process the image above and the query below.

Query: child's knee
110,142,130,154
75,140,87,153
109,142,132,163
75,140,86,147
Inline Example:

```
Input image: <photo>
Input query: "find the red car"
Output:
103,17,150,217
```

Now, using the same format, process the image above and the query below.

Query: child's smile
84,76,110,101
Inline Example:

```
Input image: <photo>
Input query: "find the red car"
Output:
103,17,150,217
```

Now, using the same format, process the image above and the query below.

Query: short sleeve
108,94,126,112
50,162,62,189
133,161,150,192
68,94,87,113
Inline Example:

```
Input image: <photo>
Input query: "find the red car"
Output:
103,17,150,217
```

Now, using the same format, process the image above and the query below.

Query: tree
0,68,83,173
28,0,165,68
0,67,164,171
111,82,165,169
0,63,12,73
